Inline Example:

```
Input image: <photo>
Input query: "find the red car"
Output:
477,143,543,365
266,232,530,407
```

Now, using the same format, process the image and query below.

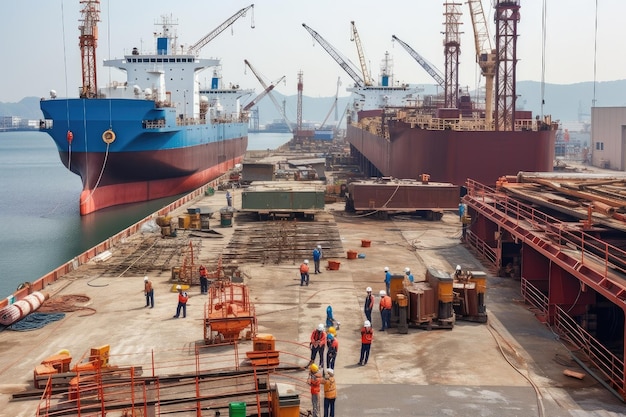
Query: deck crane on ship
350,21,373,87
467,0,496,128
391,35,445,89
186,4,254,55
302,23,420,123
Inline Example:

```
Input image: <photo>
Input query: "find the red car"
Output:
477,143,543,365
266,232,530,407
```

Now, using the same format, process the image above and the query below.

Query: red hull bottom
79,157,242,215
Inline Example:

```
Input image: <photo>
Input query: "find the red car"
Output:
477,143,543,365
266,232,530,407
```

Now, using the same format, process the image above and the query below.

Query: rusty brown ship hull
347,122,556,187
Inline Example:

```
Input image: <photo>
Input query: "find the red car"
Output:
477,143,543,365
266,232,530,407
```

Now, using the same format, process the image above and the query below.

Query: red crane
79,0,100,98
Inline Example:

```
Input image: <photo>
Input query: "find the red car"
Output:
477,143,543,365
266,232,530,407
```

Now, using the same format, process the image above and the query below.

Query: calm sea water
0,131,291,299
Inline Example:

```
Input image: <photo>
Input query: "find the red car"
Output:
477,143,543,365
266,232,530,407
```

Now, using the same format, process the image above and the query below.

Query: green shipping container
229,401,246,417
241,190,325,211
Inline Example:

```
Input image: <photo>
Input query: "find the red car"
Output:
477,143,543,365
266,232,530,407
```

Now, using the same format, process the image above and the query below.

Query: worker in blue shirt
313,245,323,274
404,267,414,283
384,266,391,295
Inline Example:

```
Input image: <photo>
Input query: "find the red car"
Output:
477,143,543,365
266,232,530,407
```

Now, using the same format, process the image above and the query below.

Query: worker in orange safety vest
300,259,310,286
307,363,322,417
173,285,189,318
379,290,392,331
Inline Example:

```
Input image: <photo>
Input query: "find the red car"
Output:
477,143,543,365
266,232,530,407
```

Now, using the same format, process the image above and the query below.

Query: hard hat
328,326,336,336
404,267,410,273
326,368,334,375
317,245,321,249
327,334,334,341
310,363,319,372
176,285,182,290
379,290,386,296
304,259,309,264
144,276,149,281
366,286,372,292
364,320,371,327
384,266,389,271
456,264,462,271
317,323,324,332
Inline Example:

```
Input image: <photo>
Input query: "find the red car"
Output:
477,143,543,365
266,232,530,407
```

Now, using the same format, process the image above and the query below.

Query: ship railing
466,178,626,288
553,304,625,396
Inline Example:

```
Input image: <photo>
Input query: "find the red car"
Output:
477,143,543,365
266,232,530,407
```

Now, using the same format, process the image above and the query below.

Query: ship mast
79,0,101,98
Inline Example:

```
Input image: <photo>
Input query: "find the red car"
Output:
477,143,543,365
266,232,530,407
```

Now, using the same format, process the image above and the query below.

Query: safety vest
323,376,337,399
311,329,326,347
380,295,392,310
309,372,321,394
364,294,374,310
361,327,373,344
144,281,153,293
178,292,188,304
300,263,309,274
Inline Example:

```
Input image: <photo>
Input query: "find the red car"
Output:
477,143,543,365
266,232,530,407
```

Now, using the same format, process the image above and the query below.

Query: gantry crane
242,75,286,112
79,0,101,98
350,21,372,86
302,23,364,88
187,4,254,55
391,35,444,88
467,0,496,128
244,59,293,133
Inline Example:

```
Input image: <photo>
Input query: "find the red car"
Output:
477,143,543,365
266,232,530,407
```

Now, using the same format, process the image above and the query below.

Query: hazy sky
1,0,623,103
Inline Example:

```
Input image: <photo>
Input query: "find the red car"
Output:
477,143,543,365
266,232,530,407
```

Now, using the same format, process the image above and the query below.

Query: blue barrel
229,401,246,417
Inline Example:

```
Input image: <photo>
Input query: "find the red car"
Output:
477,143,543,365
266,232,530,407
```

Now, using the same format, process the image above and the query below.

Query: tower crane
302,23,364,88
187,4,254,55
242,75,285,112
350,21,372,86
244,59,293,133
391,35,444,88
467,0,496,127
79,0,101,98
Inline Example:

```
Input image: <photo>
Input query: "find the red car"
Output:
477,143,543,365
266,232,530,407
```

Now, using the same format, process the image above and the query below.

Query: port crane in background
244,59,293,133
391,35,445,89
467,0,496,128
302,23,364,88
296,71,304,134
79,0,100,98
350,21,372,86
320,77,342,130
242,75,286,112
493,0,519,131
186,4,254,55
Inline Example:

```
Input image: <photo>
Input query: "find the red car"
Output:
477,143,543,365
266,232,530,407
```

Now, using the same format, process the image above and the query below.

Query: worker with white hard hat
364,287,375,323
323,367,337,417
359,320,374,366
404,267,414,283
384,266,392,295
173,285,189,318
379,290,392,331
455,264,462,278
313,244,323,274
300,259,310,286
143,276,154,308
309,323,327,369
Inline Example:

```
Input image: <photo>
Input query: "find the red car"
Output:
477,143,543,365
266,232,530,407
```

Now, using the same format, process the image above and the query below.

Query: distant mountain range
3,80,626,129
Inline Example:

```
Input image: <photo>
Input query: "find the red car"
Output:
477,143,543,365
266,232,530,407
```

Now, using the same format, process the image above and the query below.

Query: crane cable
540,0,547,119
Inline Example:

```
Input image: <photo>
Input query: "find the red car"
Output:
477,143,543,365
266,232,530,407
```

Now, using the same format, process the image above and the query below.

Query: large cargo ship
347,108,557,188
39,4,250,215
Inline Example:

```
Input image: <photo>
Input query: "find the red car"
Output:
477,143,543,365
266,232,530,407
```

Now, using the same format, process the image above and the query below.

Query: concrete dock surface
1,187,625,417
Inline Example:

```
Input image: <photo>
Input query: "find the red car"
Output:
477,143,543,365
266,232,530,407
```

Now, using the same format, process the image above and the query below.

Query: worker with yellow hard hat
307,362,322,417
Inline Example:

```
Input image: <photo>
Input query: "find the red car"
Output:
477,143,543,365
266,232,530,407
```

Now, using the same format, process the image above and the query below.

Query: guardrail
465,179,626,299
520,277,549,319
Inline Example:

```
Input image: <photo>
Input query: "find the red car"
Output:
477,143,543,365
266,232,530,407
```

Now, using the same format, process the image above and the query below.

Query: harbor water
0,131,291,299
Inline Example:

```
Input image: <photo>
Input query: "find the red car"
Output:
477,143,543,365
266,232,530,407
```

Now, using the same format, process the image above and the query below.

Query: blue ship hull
40,98,248,214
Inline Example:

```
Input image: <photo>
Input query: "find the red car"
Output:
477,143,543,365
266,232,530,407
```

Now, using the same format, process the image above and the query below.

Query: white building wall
591,107,626,171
